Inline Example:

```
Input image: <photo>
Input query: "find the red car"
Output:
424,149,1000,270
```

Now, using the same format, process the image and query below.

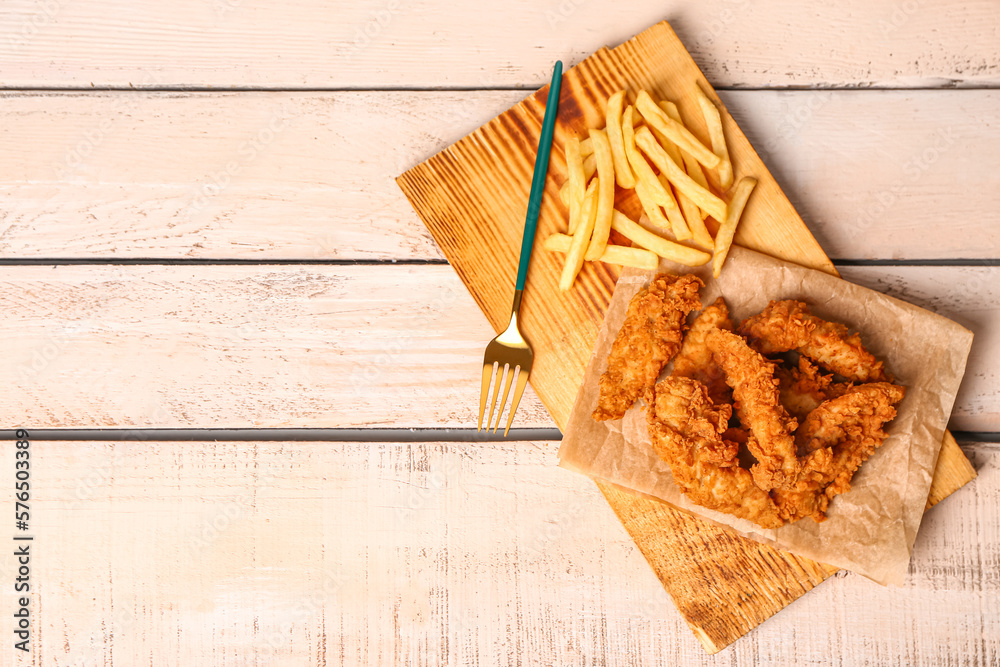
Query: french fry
657,174,693,241
661,102,710,188
585,128,616,261
712,177,757,278
660,101,711,222
634,125,727,221
647,109,683,166
559,153,596,206
651,102,713,247
694,85,733,190
580,136,593,157
605,90,636,189
560,179,599,290
622,104,677,211
647,125,696,241
674,179,713,250
544,233,659,270
634,180,672,230
564,137,586,234
635,90,720,170
611,210,712,266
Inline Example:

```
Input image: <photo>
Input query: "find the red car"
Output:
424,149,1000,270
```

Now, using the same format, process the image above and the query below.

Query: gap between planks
3,85,1000,92
0,259,996,266
3,429,1000,445
0,428,567,442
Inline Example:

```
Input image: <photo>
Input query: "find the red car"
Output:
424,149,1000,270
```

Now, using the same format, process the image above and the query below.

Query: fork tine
478,362,496,431
492,364,517,433
486,362,507,433
503,368,530,437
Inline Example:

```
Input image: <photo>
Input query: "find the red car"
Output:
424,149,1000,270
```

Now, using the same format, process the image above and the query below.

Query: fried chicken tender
592,273,703,421
776,356,854,422
593,278,905,528
706,328,800,491
671,297,734,405
738,300,888,382
647,377,783,528
773,382,906,522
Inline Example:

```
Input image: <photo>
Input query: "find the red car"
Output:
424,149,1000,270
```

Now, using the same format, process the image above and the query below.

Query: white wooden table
0,2,997,665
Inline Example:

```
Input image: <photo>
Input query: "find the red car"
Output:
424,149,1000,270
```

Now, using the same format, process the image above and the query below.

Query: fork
478,60,563,436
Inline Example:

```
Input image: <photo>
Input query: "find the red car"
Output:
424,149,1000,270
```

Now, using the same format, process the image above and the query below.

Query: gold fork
479,61,563,436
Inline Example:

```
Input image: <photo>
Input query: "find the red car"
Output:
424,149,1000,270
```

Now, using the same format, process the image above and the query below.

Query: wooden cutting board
396,21,976,653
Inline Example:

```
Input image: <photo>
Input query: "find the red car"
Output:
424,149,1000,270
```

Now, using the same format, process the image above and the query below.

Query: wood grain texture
726,90,1000,261
1,264,993,432
396,22,980,652
928,432,979,508
0,90,513,261
0,264,555,429
2,90,998,260
0,0,996,89
1,439,994,666
597,480,839,654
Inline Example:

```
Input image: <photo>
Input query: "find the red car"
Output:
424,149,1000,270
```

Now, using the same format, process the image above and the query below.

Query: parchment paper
558,246,974,585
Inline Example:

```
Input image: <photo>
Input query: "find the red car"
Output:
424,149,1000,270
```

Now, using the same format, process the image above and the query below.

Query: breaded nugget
776,356,854,423
706,328,800,491
647,377,783,528
671,296,734,405
773,382,906,522
739,300,888,382
592,273,702,421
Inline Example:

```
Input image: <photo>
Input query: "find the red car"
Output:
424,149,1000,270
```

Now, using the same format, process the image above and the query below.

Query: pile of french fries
547,86,757,290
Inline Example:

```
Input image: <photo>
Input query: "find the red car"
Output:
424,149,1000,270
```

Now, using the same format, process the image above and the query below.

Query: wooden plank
0,1,997,89
0,264,553,429
2,439,994,665
1,90,998,260
724,90,1000,261
2,264,994,431
396,21,981,652
0,90,498,261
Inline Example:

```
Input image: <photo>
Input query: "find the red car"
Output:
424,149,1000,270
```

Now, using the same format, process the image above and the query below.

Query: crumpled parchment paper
557,246,974,585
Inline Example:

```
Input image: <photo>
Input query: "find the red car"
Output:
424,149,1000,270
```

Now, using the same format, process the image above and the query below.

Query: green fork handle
514,60,563,293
